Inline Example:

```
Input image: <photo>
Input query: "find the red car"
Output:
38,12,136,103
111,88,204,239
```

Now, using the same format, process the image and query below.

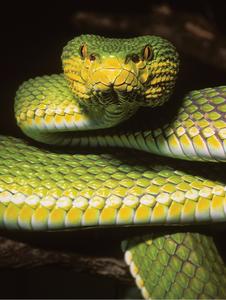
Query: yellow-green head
62,35,179,113
62,35,179,127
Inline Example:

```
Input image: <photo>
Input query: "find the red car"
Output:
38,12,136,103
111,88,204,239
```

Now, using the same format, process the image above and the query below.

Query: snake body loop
1,35,226,299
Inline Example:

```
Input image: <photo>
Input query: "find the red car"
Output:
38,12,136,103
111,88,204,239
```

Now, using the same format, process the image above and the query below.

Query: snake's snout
90,67,138,93
86,56,138,94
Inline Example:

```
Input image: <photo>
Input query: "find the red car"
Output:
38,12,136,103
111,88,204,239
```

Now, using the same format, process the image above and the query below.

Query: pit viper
1,35,226,299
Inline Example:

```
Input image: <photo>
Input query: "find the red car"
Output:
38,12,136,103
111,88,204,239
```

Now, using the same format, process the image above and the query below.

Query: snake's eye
80,44,88,59
132,54,140,63
89,54,96,61
142,45,153,61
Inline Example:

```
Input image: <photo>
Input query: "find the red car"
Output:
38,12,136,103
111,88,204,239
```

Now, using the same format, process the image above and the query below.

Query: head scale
62,35,179,125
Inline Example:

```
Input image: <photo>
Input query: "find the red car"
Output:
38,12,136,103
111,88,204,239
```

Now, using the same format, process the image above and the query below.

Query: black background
0,0,226,298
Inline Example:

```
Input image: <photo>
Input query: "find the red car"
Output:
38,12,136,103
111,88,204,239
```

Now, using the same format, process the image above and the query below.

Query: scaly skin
0,135,226,230
123,232,226,298
1,35,226,298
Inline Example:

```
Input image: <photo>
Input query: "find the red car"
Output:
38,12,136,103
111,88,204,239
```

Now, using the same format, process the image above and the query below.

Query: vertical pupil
81,46,84,56
80,45,87,58
144,46,152,60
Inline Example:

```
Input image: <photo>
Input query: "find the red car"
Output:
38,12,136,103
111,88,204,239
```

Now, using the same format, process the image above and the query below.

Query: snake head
62,35,179,125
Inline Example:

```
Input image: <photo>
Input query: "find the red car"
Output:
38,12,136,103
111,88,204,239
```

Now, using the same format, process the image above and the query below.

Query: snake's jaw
63,55,143,126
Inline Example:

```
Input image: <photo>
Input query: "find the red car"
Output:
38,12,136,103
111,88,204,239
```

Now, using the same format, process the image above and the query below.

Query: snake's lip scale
4,34,226,299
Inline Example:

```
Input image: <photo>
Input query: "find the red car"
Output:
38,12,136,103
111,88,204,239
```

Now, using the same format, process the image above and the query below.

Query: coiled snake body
1,35,226,298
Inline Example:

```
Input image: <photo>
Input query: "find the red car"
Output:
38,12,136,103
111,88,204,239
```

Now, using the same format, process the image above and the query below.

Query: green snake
1,34,226,298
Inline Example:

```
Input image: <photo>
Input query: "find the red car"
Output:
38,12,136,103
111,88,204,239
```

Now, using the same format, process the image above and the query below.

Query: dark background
0,0,226,298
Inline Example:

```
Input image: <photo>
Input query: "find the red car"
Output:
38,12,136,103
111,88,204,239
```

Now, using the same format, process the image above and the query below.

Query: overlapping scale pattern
0,136,225,230
15,74,89,134
123,232,226,299
155,86,226,161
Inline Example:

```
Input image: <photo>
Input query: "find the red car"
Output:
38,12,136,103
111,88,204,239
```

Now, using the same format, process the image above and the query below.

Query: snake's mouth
86,67,142,109
88,68,139,93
